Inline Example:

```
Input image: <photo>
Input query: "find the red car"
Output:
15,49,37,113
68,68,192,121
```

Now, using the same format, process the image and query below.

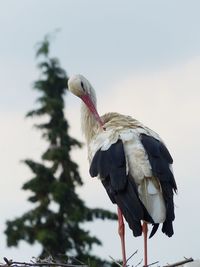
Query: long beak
81,94,104,129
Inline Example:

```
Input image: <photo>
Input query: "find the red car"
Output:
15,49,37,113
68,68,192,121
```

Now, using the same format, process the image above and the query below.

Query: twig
3,258,12,266
135,258,143,267
126,250,138,264
163,258,193,267
146,261,159,267
108,256,123,267
67,258,85,266
109,250,139,267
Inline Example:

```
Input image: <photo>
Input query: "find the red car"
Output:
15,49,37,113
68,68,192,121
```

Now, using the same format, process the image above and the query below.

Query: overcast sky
1,1,200,266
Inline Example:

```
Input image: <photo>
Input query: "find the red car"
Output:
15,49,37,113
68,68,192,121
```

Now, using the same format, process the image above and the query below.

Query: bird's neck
81,102,99,144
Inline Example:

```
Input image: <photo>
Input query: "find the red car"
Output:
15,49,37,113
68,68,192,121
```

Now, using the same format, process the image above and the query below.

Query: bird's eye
81,81,85,91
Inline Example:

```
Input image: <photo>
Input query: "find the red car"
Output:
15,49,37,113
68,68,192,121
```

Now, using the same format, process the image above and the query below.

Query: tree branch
1,258,88,267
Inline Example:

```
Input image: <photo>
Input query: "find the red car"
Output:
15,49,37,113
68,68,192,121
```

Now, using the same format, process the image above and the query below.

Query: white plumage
88,119,166,224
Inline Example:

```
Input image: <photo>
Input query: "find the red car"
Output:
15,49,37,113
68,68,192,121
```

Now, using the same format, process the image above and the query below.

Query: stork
68,74,177,267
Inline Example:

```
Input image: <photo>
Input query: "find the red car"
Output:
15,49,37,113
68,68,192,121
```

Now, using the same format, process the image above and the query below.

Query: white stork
68,74,177,267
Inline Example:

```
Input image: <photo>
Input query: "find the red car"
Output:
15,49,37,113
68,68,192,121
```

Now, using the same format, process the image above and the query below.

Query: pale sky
1,1,200,266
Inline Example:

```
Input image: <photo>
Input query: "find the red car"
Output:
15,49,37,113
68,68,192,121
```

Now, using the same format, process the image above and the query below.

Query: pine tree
5,36,117,266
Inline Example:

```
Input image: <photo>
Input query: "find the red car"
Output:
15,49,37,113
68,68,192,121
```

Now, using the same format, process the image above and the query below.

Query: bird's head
68,74,92,98
68,74,104,128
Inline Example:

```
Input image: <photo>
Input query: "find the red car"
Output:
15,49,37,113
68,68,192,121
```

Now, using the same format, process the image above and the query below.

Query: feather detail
88,113,176,236
89,139,154,237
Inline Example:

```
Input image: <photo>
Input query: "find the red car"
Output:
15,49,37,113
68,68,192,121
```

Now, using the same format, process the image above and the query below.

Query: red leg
117,207,127,267
142,221,148,267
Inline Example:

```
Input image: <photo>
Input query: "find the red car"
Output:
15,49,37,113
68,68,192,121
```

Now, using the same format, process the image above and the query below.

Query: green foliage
5,37,117,266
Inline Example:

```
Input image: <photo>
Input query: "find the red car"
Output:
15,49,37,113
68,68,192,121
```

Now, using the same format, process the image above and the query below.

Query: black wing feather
140,134,177,237
89,139,154,237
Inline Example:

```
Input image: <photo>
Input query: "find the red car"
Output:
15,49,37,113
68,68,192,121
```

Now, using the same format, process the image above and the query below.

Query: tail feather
162,221,174,237
149,223,159,238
